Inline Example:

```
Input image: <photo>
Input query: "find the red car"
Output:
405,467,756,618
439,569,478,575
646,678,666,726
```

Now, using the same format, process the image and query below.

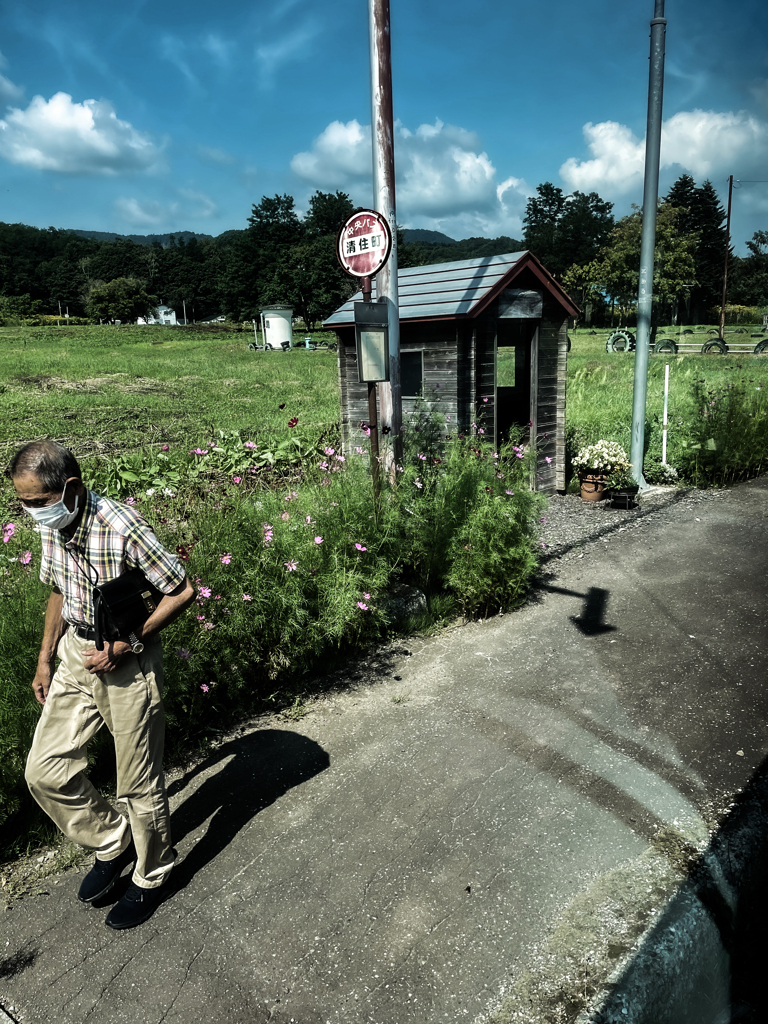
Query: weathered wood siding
336,327,371,449
535,299,568,493
401,322,458,432
474,314,496,438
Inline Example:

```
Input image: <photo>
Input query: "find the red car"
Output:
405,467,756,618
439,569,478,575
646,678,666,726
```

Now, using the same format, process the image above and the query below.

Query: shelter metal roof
323,250,578,326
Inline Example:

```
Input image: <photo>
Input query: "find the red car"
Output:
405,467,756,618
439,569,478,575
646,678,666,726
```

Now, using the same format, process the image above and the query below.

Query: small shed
323,251,578,493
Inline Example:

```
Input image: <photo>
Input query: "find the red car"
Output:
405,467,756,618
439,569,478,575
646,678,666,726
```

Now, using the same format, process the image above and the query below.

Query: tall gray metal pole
630,0,666,489
368,0,402,462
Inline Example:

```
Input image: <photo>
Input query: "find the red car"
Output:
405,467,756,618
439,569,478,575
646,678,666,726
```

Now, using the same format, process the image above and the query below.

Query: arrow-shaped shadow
536,583,617,637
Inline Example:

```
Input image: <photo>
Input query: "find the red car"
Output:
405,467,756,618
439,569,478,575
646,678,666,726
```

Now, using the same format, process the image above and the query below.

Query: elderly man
10,440,194,930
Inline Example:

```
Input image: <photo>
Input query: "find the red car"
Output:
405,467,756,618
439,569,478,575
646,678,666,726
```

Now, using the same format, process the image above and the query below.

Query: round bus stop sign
336,209,392,278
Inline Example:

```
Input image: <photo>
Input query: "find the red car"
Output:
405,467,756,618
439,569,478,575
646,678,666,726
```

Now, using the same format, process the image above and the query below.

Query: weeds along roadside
566,342,768,487
0,413,544,854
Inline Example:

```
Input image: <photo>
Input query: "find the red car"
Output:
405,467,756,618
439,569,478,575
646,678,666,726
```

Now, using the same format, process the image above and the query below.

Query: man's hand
31,663,55,706
82,641,131,674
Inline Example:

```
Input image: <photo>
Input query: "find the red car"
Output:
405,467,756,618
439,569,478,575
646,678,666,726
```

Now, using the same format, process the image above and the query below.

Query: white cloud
115,197,167,226
0,73,24,106
177,188,218,218
202,33,233,67
291,118,531,238
256,23,320,85
0,92,159,175
291,119,371,185
198,144,235,165
115,189,218,227
560,109,768,194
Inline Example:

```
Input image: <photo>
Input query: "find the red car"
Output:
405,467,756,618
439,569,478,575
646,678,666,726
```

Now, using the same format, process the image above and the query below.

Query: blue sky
1,0,767,253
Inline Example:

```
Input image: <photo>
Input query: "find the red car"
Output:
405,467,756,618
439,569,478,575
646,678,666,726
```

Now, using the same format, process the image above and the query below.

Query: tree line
1,176,765,328
527,174,767,325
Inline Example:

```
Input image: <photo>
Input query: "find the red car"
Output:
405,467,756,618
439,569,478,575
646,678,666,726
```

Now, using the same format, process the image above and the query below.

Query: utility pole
368,0,402,464
718,175,733,342
630,0,666,490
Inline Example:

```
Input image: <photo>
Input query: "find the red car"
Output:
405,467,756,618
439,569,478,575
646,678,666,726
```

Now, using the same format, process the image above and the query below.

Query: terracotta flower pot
579,470,608,501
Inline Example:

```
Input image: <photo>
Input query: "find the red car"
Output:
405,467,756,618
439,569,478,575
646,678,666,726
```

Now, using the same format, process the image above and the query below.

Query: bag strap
93,589,105,652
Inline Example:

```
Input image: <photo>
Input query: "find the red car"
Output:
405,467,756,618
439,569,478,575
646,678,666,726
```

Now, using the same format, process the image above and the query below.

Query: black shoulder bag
93,568,164,651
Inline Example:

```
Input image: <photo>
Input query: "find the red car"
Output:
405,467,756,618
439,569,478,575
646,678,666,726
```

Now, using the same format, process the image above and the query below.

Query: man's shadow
165,728,330,891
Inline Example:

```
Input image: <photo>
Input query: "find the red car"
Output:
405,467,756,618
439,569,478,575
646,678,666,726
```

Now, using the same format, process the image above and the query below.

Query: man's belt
73,625,98,641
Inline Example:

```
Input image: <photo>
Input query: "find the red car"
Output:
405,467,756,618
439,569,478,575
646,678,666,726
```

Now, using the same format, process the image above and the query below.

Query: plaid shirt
39,490,186,627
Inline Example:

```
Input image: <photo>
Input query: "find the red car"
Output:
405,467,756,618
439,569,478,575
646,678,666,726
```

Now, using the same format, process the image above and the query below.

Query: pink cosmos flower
314,536,323,545
320,477,331,486
233,476,242,484
335,454,345,463
2,523,15,543
125,497,137,506
284,560,298,572
414,479,423,489
220,553,232,565
319,460,329,470
198,586,212,598
545,457,552,464
483,397,489,403
363,593,371,600
417,453,426,461
357,601,369,611
20,550,32,565
506,489,514,495
242,594,253,601
244,441,257,449
478,428,485,435
280,511,290,520
196,614,206,621
355,543,367,551
201,684,210,693
323,447,335,456
202,622,215,630
161,444,170,451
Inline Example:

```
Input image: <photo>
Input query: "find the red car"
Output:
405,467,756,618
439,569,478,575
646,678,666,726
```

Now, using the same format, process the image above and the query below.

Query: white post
662,363,670,464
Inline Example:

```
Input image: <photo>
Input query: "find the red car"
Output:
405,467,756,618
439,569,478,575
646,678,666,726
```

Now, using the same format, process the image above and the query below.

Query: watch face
133,642,145,653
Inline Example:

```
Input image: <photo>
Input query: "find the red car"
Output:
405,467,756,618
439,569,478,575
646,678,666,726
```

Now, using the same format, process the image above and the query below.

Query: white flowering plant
572,440,630,474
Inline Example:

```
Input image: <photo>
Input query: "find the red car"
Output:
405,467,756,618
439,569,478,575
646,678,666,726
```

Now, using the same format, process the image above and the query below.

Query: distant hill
403,228,456,244
402,233,525,268
70,229,216,247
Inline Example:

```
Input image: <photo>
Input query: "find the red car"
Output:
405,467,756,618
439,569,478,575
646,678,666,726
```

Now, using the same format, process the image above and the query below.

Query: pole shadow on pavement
166,728,330,891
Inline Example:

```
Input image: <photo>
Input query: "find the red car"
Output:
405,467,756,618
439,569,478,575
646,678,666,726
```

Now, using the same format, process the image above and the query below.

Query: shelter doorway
496,319,536,444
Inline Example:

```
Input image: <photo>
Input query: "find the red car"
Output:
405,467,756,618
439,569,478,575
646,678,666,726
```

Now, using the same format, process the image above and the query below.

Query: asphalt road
2,477,766,1024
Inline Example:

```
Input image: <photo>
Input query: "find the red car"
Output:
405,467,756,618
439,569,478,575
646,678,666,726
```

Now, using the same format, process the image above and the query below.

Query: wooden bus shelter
323,251,578,493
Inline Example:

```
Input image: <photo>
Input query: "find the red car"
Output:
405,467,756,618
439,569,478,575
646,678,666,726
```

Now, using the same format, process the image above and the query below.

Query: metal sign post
338,211,393,497
630,0,667,490
369,0,401,468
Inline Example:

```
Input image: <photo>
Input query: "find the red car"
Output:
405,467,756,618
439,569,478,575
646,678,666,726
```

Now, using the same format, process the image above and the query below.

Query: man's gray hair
8,441,82,492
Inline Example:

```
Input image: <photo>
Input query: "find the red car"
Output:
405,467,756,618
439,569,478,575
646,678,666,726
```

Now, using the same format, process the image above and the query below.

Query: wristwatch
128,631,145,654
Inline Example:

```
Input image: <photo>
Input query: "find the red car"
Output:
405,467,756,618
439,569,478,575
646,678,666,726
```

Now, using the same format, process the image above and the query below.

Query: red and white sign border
336,209,392,278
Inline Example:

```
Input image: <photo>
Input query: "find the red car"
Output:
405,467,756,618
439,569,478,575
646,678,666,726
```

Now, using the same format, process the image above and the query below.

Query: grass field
0,324,342,464
2,322,767,476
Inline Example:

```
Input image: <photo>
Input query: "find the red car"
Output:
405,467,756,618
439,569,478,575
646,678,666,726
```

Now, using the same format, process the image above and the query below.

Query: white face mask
23,481,81,531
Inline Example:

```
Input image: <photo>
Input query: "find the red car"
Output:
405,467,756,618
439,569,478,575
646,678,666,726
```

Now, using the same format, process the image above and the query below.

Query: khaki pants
26,628,174,889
